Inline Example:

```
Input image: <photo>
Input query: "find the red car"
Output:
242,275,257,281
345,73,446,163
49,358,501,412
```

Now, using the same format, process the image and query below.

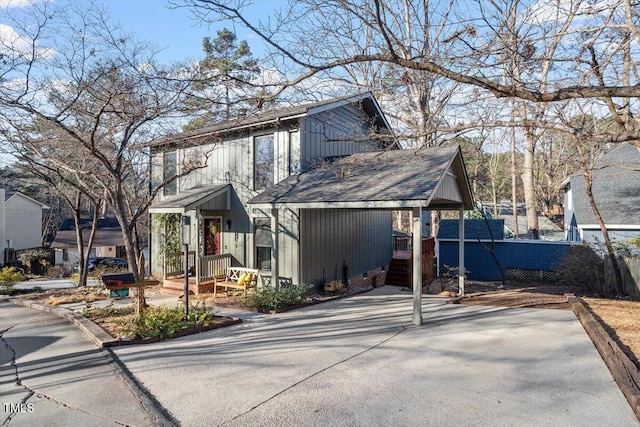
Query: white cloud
0,23,56,60
524,0,623,25
0,0,39,8
0,23,30,52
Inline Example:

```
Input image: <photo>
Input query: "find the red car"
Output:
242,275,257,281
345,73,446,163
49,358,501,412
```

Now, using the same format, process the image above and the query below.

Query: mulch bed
101,317,243,347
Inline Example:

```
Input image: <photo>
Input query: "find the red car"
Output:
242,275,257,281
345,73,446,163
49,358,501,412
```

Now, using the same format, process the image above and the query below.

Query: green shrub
0,267,23,294
242,284,309,311
119,304,214,340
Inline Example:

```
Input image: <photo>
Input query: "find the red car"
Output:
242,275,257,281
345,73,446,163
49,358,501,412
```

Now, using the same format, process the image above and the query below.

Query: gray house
148,93,397,292
148,92,473,306
564,142,640,245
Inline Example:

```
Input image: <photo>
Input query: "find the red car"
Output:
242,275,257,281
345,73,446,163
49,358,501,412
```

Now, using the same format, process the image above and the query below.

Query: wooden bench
213,267,260,298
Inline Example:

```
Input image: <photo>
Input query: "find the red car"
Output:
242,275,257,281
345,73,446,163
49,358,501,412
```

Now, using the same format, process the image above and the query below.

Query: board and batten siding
300,209,392,288
149,102,390,282
0,189,5,257
299,104,378,171
433,168,463,203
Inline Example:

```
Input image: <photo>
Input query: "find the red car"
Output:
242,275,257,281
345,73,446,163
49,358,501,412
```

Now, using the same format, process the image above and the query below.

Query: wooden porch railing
164,251,196,278
199,254,232,282
393,235,411,251
410,237,435,284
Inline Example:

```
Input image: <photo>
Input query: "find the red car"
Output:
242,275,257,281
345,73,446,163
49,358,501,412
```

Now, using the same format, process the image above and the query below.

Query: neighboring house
0,189,50,264
484,201,564,241
148,92,473,294
51,217,126,267
564,143,640,245
4,191,50,250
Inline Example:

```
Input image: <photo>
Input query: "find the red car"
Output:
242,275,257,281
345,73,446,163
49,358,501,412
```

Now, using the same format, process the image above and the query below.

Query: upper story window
254,135,274,191
163,151,177,196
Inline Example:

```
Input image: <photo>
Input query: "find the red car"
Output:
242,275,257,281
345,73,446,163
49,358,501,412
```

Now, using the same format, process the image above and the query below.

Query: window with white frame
254,217,272,270
254,135,274,191
163,151,177,196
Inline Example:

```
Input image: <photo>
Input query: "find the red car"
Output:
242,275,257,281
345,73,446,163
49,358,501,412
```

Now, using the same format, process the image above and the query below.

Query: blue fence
438,239,571,281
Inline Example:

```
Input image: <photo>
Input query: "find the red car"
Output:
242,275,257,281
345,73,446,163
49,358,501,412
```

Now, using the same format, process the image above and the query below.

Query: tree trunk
509,98,519,238
522,131,539,239
583,169,624,295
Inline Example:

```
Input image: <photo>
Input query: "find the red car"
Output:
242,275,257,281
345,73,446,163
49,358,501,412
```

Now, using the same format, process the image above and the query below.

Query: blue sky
94,0,278,64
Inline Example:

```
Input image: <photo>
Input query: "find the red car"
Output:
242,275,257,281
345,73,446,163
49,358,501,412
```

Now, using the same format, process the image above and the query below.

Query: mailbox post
182,215,191,318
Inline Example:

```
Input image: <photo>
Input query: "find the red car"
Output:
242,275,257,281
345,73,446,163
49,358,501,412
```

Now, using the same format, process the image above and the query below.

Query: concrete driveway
113,287,639,426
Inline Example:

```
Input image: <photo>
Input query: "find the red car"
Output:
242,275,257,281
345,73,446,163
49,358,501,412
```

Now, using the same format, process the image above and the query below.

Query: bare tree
563,113,624,294
0,1,212,280
180,0,640,242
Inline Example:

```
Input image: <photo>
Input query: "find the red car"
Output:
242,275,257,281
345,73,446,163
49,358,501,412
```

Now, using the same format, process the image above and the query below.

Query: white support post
459,206,465,296
412,206,422,326
271,208,279,289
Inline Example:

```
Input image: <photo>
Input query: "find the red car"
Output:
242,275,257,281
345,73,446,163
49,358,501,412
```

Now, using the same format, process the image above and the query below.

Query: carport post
459,206,465,296
412,206,422,326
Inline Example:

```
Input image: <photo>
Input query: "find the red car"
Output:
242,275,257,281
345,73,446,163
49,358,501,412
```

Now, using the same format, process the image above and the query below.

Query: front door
204,218,222,256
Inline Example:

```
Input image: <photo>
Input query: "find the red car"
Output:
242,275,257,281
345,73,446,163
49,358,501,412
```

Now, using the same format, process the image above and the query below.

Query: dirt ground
439,280,640,370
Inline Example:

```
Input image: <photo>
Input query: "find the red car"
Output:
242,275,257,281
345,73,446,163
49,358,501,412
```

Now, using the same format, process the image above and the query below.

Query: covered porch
149,184,238,295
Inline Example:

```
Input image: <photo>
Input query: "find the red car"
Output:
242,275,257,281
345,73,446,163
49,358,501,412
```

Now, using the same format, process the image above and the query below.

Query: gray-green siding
300,209,392,288
150,102,391,283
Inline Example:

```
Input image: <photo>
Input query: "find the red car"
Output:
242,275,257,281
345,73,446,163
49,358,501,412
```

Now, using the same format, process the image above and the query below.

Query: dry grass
582,298,640,368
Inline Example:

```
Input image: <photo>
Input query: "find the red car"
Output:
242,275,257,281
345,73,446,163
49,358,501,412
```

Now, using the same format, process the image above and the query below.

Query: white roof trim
579,224,640,230
6,192,50,210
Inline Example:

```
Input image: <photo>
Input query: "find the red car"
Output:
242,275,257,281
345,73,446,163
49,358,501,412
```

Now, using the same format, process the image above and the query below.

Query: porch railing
164,251,196,278
393,235,411,251
199,254,232,282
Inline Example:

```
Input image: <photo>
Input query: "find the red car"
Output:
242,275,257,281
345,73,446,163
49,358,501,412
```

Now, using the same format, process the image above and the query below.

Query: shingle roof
248,145,473,209
52,218,123,248
571,143,640,226
146,92,389,148
149,184,230,213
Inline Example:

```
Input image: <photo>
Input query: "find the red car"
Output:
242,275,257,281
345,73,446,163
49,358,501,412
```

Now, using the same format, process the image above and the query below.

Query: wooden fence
605,256,640,300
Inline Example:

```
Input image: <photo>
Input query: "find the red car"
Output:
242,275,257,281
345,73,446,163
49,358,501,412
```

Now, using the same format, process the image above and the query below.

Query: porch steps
385,257,411,287
385,254,436,288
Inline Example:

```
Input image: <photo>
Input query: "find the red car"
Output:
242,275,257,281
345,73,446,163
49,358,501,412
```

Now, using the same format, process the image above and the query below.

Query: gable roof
5,192,50,210
248,145,474,210
146,92,391,148
570,143,640,226
149,184,230,214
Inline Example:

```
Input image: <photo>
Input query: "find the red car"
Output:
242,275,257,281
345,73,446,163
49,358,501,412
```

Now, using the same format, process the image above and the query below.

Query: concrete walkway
111,287,639,426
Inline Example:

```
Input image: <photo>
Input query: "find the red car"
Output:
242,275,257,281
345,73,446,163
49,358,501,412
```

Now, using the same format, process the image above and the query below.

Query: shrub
0,267,23,294
46,265,70,278
242,284,309,311
18,249,51,275
556,244,607,295
119,304,215,340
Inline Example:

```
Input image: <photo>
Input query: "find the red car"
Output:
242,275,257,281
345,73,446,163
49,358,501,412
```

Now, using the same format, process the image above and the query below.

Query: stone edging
7,297,117,347
567,294,640,421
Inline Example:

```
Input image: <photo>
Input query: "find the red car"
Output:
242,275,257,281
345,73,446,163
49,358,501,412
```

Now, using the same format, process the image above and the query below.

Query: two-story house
148,92,474,297
148,93,397,292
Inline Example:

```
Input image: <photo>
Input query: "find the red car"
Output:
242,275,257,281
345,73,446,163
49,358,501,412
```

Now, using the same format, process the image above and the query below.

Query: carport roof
249,145,474,210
